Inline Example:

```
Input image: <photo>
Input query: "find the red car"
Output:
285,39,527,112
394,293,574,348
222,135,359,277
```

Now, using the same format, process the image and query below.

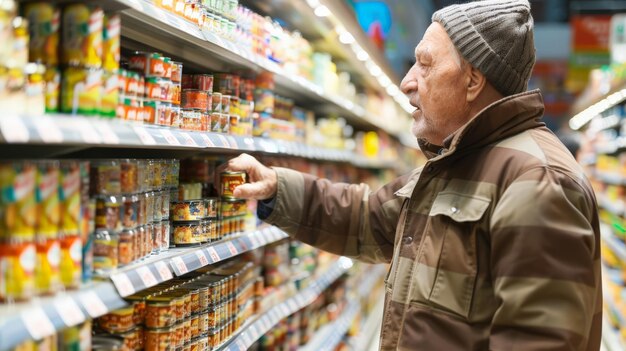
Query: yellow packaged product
62,4,103,68
11,16,29,69
44,66,60,113
59,161,81,236
101,70,119,118
103,14,120,71
1,239,36,302
61,66,102,115
0,162,37,240
24,3,60,66
35,237,61,295
60,235,82,289
36,161,60,238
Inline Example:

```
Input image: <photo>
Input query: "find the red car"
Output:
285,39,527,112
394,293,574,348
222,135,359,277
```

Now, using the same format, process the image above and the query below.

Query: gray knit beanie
432,0,536,96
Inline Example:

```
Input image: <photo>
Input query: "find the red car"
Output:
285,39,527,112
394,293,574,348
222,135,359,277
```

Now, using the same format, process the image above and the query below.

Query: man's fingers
232,182,271,200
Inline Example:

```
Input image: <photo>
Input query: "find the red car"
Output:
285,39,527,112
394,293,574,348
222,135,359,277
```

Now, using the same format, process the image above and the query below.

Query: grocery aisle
0,0,408,350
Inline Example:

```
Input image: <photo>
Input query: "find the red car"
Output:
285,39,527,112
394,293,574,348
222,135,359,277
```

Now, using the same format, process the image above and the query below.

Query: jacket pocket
411,191,490,319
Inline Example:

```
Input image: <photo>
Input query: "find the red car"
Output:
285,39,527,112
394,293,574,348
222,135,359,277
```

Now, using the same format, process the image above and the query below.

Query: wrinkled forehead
415,22,462,65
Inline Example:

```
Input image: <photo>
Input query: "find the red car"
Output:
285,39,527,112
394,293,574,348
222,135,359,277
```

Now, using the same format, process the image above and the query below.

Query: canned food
145,327,174,351
35,238,61,295
146,297,177,328
145,191,155,224
145,77,162,100
118,229,135,266
220,172,246,199
174,322,184,348
129,52,165,78
211,92,222,113
221,95,231,114
121,194,138,229
144,100,172,125
60,235,82,289
62,4,103,67
210,112,221,133
172,222,203,245
183,317,192,342
220,113,229,134
171,200,205,221
180,108,201,131
204,198,218,218
98,305,134,333
93,229,118,274
171,61,183,83
152,221,162,254
170,106,182,128
195,337,208,351
219,198,245,217
95,195,122,231
109,327,140,351
161,220,170,251
91,160,121,196
192,74,213,91
44,67,61,113
182,89,209,110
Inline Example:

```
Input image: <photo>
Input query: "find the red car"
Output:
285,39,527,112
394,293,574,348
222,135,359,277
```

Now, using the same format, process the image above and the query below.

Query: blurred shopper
221,0,601,349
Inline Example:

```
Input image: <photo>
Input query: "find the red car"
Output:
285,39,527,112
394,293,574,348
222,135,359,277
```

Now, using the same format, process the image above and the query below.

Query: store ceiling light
386,84,400,96
378,75,391,88
314,5,331,17
339,31,355,44
569,88,626,130
306,0,320,8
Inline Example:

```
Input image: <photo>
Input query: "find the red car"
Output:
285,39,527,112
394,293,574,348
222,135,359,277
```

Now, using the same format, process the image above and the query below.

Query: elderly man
222,0,602,349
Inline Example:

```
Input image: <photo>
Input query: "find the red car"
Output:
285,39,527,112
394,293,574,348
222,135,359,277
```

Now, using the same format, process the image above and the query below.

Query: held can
220,171,246,199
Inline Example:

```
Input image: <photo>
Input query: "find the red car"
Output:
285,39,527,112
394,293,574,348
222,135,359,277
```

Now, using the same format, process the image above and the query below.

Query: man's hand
217,154,278,200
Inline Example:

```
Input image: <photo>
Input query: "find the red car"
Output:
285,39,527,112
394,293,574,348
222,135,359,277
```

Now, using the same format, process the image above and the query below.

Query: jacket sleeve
488,167,602,350
262,167,410,263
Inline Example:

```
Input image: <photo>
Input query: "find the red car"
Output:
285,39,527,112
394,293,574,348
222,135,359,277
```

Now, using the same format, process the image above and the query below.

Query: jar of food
93,229,118,274
97,306,134,333
118,228,135,266
145,296,177,328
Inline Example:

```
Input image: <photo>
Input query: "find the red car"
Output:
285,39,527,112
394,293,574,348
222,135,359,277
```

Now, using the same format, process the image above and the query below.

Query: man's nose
400,69,417,95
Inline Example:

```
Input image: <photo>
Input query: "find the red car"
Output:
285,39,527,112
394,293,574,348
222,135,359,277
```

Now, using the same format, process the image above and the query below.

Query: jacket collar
416,89,545,160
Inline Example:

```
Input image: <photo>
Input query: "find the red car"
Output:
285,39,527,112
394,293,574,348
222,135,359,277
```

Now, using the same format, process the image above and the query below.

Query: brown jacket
263,90,602,350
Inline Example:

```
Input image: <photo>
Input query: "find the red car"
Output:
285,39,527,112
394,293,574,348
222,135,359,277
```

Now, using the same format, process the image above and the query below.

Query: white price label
54,297,86,327
111,273,135,297
171,256,188,275
288,299,298,312
206,247,220,262
161,129,180,145
0,115,29,142
195,250,209,266
76,119,101,144
226,136,238,149
78,291,108,318
137,266,158,288
36,117,63,143
238,239,248,251
236,339,246,350
154,261,173,281
226,242,238,256
22,308,56,340
97,122,120,144
216,134,229,148
248,234,260,248
179,132,197,147
258,232,268,246
279,303,289,315
134,126,156,145
200,134,214,147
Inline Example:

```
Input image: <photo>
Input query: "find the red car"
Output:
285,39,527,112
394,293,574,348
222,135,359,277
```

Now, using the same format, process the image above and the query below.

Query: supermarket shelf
118,0,407,136
220,257,354,350
0,282,126,351
601,224,626,264
0,114,395,169
299,265,386,351
0,225,288,350
597,194,625,218
595,137,626,155
107,226,288,297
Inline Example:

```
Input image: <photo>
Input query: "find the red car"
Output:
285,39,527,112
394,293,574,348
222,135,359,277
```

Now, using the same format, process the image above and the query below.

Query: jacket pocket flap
429,192,490,222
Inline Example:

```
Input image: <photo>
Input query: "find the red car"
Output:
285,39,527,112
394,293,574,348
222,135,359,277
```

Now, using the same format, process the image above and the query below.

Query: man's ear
466,65,486,103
